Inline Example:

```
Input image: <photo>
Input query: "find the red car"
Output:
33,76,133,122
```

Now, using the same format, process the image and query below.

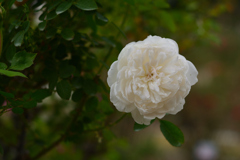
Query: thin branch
30,96,87,160
97,7,129,74
97,47,113,74
84,113,128,133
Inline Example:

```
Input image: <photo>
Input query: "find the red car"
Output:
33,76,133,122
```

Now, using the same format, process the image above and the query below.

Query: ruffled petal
110,83,135,113
186,61,198,86
107,61,118,87
131,108,151,125
168,99,185,114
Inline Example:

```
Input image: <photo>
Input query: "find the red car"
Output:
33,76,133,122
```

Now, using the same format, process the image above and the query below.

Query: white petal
168,99,185,114
110,83,135,113
131,109,151,125
110,84,125,112
143,112,165,120
186,61,198,85
107,61,118,87
124,103,136,112
165,38,179,54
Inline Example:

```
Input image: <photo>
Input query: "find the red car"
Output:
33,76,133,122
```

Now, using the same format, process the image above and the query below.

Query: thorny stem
30,96,87,160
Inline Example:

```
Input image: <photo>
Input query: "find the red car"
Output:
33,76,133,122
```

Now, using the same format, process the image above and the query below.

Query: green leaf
8,24,15,33
0,69,27,78
85,96,98,111
31,89,51,102
9,51,37,71
0,91,14,99
59,64,76,78
75,0,98,11
85,56,99,70
134,119,155,131
61,28,74,41
56,44,67,59
22,21,30,32
86,15,97,33
160,120,184,147
56,80,72,100
9,100,24,107
99,95,113,115
96,13,108,23
7,0,15,8
12,107,24,114
38,21,47,31
0,62,7,69
5,44,16,63
23,100,37,109
12,20,21,29
39,11,47,21
83,79,97,95
71,77,84,89
46,27,57,39
72,89,84,102
56,1,72,15
42,69,58,91
48,1,61,11
11,30,25,47
95,12,108,26
47,10,57,20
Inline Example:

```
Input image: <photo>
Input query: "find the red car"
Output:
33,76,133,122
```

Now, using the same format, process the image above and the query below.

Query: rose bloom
107,35,198,125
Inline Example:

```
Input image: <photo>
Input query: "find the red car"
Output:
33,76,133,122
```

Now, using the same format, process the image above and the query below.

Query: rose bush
107,35,198,125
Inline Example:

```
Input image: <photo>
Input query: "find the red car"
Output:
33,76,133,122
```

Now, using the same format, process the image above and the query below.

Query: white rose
107,35,198,125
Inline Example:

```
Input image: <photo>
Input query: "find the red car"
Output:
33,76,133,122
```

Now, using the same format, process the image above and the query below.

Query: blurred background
1,0,240,159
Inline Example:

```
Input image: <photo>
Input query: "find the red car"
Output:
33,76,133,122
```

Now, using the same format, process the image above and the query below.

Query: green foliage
12,107,24,114
38,21,46,31
57,80,72,100
75,0,98,11
0,69,27,78
23,100,37,109
5,44,16,62
85,96,98,111
72,89,84,102
0,91,14,98
9,51,37,71
31,89,51,102
11,30,25,47
56,1,72,15
61,28,75,41
95,12,109,26
0,62,7,69
160,120,184,147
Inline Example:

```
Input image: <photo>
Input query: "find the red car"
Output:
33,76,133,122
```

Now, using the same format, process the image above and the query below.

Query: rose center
146,67,158,80
147,73,154,79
